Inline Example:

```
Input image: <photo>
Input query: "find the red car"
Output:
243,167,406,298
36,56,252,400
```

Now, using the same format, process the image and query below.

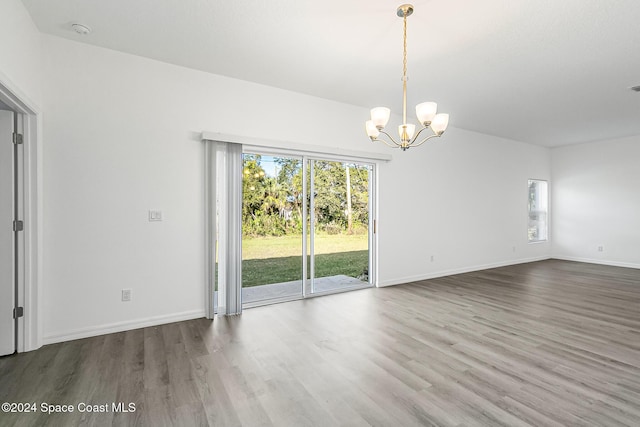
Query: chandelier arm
410,133,441,148
408,125,431,143
376,130,403,148
373,137,401,149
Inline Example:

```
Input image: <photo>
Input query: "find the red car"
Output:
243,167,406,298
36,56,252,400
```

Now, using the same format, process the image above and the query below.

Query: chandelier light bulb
370,107,391,129
416,102,437,125
431,114,450,135
365,120,380,139
398,124,416,141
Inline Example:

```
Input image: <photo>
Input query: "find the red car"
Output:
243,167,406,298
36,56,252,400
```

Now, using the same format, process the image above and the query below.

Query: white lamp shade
370,107,391,129
431,113,449,134
365,120,380,139
398,123,416,140
416,102,437,125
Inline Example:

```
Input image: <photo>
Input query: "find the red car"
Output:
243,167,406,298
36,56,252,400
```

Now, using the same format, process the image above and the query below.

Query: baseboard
43,309,206,345
551,256,640,270
377,256,551,287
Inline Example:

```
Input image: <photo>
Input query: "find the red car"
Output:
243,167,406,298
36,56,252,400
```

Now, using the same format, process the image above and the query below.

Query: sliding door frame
241,147,378,304
304,156,377,295
203,132,390,315
302,157,308,297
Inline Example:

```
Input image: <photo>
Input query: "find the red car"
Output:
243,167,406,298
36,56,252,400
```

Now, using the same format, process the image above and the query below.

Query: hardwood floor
1,260,640,426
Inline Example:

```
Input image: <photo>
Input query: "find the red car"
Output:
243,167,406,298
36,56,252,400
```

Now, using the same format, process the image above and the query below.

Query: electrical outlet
122,289,132,302
512,246,516,253
597,245,604,252
430,255,435,262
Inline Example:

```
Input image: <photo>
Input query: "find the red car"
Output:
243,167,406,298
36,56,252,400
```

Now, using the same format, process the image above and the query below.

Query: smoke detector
71,23,91,35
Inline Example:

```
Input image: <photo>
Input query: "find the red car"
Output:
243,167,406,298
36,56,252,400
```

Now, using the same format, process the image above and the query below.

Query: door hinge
12,132,23,145
13,307,24,319
13,220,24,232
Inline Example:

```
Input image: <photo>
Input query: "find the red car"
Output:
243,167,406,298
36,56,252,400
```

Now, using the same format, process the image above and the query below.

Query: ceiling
21,0,640,147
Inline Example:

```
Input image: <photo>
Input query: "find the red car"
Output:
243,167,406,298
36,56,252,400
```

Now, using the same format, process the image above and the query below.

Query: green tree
243,156,370,236
275,157,304,226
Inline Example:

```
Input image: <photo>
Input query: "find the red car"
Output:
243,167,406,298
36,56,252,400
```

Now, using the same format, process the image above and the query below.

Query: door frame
202,131,390,314
0,77,42,352
0,109,15,355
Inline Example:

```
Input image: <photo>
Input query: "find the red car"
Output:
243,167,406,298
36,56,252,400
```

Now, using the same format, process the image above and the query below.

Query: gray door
0,110,15,355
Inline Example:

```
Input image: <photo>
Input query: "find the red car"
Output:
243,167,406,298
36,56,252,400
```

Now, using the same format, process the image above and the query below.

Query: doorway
0,109,21,356
0,79,40,353
241,153,375,307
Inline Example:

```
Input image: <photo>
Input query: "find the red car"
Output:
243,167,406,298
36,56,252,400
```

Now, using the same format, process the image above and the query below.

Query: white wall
41,34,552,343
40,35,389,343
551,136,640,268
0,0,42,106
378,128,551,285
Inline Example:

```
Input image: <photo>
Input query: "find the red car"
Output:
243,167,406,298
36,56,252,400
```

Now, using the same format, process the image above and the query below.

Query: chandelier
365,4,450,151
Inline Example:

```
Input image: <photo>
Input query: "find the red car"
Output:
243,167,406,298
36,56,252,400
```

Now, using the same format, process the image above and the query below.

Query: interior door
0,110,15,356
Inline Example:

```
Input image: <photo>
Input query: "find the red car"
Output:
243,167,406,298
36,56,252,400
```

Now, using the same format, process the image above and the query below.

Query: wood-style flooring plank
1,259,640,426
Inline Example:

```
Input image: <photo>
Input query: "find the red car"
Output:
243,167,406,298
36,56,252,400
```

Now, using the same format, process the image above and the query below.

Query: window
528,179,548,242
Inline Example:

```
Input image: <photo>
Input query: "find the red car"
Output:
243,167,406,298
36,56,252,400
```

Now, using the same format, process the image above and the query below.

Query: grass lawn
242,233,368,259
242,233,369,287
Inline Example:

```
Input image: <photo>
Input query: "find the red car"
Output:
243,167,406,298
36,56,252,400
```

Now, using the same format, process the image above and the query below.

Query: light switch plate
149,210,162,221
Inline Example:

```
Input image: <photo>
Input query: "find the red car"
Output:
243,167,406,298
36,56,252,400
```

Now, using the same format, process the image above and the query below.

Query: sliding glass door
242,152,374,307
307,159,372,295
241,154,304,305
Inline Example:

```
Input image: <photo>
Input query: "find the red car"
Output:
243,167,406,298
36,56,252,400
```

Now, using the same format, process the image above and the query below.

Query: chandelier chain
402,13,408,80
402,11,408,126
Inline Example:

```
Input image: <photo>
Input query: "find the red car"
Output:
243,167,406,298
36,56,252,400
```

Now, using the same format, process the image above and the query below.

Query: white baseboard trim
378,256,551,287
43,309,206,345
551,256,640,270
